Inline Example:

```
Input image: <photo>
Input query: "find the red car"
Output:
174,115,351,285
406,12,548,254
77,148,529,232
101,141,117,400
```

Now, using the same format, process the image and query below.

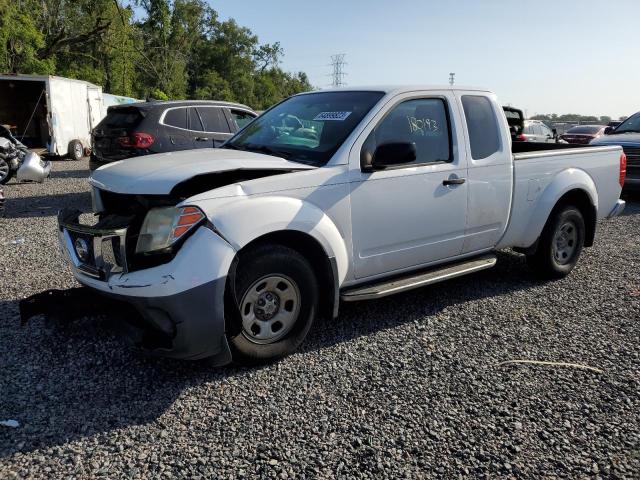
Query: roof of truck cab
301,85,492,95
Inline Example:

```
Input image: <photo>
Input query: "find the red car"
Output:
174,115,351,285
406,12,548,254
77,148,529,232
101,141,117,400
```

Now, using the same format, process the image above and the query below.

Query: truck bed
512,141,594,154
499,143,624,250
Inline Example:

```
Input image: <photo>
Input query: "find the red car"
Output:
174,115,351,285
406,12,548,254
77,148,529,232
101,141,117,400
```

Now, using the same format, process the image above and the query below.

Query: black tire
527,205,585,279
68,140,84,161
227,245,318,365
0,157,13,185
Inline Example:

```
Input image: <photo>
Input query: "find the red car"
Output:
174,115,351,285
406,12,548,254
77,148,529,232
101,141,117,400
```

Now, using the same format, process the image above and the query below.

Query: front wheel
527,205,585,279
227,245,318,365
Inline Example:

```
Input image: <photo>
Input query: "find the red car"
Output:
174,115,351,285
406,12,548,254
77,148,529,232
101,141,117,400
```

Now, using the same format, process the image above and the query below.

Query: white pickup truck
58,86,627,365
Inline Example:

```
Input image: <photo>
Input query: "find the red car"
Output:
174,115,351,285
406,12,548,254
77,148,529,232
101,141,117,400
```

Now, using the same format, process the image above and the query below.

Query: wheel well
554,189,597,247
231,231,338,320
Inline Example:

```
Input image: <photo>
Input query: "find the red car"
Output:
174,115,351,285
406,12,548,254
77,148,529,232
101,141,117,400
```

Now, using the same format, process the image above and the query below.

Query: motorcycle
0,125,51,185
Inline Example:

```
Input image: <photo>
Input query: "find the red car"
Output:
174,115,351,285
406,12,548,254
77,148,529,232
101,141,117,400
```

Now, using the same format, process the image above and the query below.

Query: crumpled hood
590,132,640,146
90,148,315,195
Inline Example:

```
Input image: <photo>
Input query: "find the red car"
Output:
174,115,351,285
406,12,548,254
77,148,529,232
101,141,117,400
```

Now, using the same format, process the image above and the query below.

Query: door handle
195,137,210,141
443,177,466,186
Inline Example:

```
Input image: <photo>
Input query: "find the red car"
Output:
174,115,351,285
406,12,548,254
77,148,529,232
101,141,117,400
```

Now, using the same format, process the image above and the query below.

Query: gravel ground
0,158,639,479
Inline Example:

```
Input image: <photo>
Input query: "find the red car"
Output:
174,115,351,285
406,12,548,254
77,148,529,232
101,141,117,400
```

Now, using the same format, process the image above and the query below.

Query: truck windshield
224,91,385,166
612,112,640,134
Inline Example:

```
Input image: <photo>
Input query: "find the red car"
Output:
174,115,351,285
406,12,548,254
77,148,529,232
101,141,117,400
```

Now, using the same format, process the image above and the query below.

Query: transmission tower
330,54,347,87
449,72,455,86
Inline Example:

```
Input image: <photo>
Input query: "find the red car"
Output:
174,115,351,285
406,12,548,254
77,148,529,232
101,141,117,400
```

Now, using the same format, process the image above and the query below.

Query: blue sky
210,0,638,118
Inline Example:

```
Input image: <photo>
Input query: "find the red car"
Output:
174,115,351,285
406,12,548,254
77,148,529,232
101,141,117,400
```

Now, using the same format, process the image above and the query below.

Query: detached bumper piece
16,152,51,183
19,287,174,351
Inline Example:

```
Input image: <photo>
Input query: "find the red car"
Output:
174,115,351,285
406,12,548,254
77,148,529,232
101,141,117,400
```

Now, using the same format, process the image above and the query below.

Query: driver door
349,93,469,279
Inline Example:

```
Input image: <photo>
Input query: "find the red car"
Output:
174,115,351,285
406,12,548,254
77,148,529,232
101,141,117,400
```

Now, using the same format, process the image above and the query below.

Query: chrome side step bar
341,254,497,302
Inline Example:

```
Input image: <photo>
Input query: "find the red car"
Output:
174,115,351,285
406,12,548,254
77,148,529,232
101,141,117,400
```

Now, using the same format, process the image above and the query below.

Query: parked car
519,120,557,143
90,100,257,171
57,86,625,365
591,111,640,190
559,125,606,145
503,106,525,141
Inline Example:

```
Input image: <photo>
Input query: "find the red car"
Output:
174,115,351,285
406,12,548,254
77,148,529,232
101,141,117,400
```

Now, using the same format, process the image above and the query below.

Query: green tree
1,0,312,108
0,0,54,74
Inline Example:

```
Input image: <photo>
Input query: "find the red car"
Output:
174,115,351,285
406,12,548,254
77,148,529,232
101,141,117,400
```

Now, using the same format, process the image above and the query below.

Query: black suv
90,100,257,171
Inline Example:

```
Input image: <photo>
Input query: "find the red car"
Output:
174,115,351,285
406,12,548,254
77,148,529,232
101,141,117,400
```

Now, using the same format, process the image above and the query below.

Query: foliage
0,0,312,108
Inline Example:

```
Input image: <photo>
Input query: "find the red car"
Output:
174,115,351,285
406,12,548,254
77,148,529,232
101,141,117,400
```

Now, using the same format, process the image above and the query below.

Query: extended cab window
372,98,451,164
462,95,500,160
163,108,188,129
198,107,230,133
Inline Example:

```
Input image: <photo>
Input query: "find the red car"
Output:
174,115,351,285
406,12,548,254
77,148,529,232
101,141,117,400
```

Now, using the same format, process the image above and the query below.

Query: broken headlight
135,206,205,254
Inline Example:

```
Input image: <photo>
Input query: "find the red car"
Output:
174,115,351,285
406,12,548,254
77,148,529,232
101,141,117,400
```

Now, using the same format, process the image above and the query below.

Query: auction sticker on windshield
314,111,352,121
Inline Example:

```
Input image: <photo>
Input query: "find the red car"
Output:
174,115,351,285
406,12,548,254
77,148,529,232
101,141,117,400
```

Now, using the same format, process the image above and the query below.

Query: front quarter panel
194,190,352,286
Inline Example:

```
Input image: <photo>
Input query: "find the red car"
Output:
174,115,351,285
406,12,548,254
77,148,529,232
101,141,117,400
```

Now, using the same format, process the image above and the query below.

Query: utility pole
449,72,455,86
330,54,347,88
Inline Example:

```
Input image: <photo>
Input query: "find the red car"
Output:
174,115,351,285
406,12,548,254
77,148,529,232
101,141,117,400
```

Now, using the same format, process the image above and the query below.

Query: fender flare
516,168,598,249
208,196,350,286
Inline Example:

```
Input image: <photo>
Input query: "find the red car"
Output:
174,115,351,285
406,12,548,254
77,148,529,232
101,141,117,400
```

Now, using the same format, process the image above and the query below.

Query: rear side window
198,107,230,133
373,97,452,164
231,110,255,129
104,109,142,128
163,108,187,129
462,95,501,160
189,108,204,132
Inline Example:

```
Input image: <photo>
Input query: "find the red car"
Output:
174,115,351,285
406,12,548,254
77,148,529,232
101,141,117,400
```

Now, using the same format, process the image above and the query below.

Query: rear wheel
527,205,585,279
227,245,318,365
68,140,84,161
0,157,13,184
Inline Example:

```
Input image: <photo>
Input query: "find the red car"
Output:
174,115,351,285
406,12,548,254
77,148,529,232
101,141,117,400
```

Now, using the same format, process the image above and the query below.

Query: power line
329,54,347,87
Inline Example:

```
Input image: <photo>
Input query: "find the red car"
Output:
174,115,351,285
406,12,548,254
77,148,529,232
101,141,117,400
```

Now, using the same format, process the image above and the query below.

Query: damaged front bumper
54,208,236,362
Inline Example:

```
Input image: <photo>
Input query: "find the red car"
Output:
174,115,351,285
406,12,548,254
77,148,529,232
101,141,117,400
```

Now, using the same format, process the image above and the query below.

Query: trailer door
87,87,104,131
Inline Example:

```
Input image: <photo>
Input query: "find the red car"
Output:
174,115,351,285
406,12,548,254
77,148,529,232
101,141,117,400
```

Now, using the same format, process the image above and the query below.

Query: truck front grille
622,146,640,166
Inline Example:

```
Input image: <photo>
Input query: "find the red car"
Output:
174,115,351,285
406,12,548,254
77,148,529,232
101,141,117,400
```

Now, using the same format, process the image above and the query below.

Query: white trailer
0,74,136,159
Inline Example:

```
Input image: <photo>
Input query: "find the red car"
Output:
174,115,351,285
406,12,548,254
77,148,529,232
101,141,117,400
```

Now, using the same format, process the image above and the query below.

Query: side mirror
604,126,614,135
370,142,417,170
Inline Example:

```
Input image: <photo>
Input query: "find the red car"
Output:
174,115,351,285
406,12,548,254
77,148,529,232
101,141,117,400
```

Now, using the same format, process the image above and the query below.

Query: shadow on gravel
1,192,91,218
0,250,544,458
49,170,89,180
305,250,541,354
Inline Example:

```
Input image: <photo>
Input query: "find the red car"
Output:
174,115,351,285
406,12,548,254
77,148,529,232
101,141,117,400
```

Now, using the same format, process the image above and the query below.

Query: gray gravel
1,158,639,479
